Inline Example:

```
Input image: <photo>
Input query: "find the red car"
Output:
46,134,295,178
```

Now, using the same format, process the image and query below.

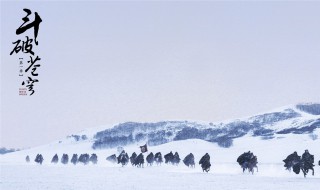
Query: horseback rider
301,149,315,176
117,150,129,166
237,151,258,174
134,153,144,168
199,153,211,172
283,151,300,169
302,150,313,164
154,152,163,165
302,150,314,167
146,152,155,166
164,151,174,164
173,152,181,165
183,153,195,168
284,150,314,177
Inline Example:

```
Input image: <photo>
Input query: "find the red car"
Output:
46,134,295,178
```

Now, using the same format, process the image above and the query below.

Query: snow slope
1,135,320,190
91,103,320,149
1,103,320,190
1,103,320,165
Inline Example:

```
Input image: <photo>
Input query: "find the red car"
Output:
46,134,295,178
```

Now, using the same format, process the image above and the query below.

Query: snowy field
1,163,319,190
1,132,320,190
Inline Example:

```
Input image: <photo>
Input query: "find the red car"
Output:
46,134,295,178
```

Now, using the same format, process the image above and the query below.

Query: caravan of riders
29,146,317,178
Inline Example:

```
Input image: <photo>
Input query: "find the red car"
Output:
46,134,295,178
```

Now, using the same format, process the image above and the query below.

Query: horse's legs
302,168,307,178
256,166,259,172
250,167,254,175
313,168,314,176
311,168,314,176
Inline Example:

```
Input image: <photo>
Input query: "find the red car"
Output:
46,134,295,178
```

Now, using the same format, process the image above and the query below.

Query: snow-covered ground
2,104,320,189
1,133,320,190
1,163,319,190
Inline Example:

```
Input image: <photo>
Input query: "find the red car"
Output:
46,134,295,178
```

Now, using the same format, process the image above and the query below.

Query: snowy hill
1,103,320,190
1,103,319,165
91,103,320,149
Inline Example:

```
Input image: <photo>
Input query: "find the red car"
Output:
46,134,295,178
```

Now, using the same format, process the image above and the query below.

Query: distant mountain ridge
0,147,19,155
78,103,320,149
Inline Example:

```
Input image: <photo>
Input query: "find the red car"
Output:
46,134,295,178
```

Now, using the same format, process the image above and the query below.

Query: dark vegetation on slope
296,103,320,115
92,105,320,149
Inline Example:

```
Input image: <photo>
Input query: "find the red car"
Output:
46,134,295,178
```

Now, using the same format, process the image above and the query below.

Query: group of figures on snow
26,149,318,177
236,149,316,177
106,151,205,170
26,153,98,165
26,151,210,172
283,150,316,177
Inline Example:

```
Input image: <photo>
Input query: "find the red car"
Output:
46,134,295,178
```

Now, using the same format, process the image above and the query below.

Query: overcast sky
1,1,320,148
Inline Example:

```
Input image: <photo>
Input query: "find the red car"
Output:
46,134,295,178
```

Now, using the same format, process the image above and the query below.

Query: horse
146,152,155,166
117,151,129,167
154,152,163,165
199,153,211,172
300,156,315,177
284,152,314,177
71,154,78,165
173,152,181,165
241,156,258,174
106,154,117,164
79,153,90,165
130,152,137,166
237,152,258,174
164,151,174,164
133,153,144,168
183,153,195,168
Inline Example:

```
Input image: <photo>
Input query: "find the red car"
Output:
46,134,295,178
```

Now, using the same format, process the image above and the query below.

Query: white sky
1,1,320,148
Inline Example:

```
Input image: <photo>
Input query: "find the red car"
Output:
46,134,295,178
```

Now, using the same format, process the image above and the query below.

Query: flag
140,144,148,153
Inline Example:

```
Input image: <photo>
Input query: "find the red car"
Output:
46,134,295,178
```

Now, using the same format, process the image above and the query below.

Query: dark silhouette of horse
71,154,78,165
164,151,174,164
130,152,137,166
283,151,300,172
25,155,30,163
301,150,315,177
51,154,59,164
106,154,117,164
78,153,90,165
133,153,144,168
61,154,69,164
237,151,258,174
89,153,98,164
146,152,155,166
291,159,313,178
117,150,129,166
35,154,44,165
183,153,195,168
173,152,181,165
154,152,163,165
284,150,315,178
246,155,258,174
199,153,211,172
